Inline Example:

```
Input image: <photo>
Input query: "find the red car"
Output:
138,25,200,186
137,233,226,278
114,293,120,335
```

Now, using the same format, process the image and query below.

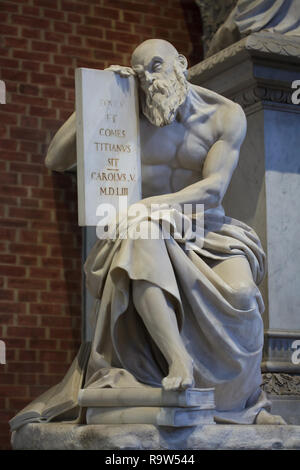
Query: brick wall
0,0,203,449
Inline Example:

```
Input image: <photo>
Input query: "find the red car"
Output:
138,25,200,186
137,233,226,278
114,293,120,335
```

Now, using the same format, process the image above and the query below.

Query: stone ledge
11,423,300,450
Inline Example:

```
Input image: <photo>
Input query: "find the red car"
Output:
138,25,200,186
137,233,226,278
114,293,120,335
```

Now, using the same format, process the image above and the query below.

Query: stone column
188,31,300,421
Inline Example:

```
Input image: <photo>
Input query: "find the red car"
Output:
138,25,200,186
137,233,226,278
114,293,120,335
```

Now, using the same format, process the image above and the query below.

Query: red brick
11,14,49,29
29,267,60,279
10,127,47,142
0,57,19,68
39,350,68,362
38,374,62,386
0,25,19,36
43,8,65,20
67,12,82,24
6,338,26,349
112,1,160,15
8,398,32,412
8,243,47,257
41,291,72,303
29,339,58,349
54,21,72,34
94,6,120,20
1,69,27,84
21,174,39,186
0,218,27,228
60,339,81,351
7,326,45,339
0,255,16,264
84,15,112,28
0,227,16,241
31,72,56,86
10,162,42,174
18,291,37,302
41,86,66,99
61,1,89,14
42,64,64,76
7,278,47,290
17,315,38,327
0,290,14,301
0,386,27,397
22,27,41,39
17,374,37,385
20,116,38,128
20,230,38,243
9,208,51,222
22,5,40,17
20,142,38,152
41,257,73,269
0,266,26,277
13,49,49,63
32,41,58,54
0,2,19,12
30,303,63,315
48,362,70,374
8,362,45,373
34,0,58,8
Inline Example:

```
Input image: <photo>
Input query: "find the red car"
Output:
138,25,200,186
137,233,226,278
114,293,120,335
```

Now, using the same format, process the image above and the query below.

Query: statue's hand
105,65,136,77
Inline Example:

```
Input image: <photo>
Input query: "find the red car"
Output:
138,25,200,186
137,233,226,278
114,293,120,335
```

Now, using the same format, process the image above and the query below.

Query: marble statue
13,39,286,430
206,0,300,57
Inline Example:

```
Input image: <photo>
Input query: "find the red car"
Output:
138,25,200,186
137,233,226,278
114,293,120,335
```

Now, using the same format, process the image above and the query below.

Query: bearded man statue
10,39,286,432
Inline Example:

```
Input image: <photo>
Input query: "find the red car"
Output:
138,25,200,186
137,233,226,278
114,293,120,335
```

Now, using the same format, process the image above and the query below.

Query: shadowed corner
114,72,131,94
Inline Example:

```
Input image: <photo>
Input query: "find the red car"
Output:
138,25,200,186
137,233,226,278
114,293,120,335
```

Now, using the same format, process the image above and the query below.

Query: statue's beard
141,64,189,127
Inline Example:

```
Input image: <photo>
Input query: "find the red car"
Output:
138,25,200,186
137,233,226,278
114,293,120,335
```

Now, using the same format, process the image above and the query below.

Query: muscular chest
140,118,209,170
139,117,212,196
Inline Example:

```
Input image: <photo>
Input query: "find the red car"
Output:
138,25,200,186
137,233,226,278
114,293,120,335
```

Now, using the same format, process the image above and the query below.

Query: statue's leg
209,255,262,310
132,279,194,391
210,255,286,424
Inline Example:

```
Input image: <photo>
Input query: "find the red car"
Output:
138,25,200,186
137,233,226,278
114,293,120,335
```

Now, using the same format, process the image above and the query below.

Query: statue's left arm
143,103,246,210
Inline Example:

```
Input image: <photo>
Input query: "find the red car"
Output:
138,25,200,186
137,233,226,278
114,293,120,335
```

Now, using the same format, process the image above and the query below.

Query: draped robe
84,205,271,423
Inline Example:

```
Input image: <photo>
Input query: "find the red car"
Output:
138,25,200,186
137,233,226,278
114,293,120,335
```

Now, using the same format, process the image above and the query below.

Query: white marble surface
207,0,300,56
75,69,141,226
264,109,300,331
11,422,300,450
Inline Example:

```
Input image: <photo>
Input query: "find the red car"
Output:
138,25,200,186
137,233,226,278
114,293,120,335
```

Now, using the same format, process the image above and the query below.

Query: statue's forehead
132,42,175,69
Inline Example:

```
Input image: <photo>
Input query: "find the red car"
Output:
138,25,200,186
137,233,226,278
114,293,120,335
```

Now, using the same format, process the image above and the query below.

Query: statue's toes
162,376,181,391
181,376,194,390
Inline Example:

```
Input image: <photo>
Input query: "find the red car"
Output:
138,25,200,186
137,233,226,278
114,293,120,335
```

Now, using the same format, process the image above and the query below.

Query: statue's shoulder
189,82,240,111
188,83,246,141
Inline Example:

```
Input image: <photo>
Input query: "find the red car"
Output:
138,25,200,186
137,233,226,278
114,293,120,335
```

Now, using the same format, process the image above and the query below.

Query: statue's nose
144,71,154,84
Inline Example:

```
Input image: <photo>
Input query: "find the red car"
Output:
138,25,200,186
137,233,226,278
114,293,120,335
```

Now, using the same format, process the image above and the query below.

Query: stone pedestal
11,422,300,450
188,31,300,418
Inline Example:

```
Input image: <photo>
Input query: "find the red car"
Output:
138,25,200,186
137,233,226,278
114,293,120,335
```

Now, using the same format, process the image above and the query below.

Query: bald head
130,39,189,127
131,39,179,69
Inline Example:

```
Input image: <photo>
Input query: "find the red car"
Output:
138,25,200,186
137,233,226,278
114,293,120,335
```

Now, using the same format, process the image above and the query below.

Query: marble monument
10,39,289,449
206,0,300,57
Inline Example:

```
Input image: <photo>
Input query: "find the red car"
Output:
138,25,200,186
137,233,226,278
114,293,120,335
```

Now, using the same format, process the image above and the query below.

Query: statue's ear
177,54,188,71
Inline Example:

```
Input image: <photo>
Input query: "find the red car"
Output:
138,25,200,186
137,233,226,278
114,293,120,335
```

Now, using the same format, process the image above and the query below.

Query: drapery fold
84,207,271,423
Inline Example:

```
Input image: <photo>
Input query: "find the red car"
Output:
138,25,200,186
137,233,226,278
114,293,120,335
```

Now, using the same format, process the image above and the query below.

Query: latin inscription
76,69,141,226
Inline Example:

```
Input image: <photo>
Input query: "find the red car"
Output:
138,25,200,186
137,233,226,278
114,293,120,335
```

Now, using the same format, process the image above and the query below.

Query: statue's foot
162,355,194,391
255,409,287,425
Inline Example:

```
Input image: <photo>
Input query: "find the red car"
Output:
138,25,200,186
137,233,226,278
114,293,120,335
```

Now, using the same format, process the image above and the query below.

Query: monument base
11,423,300,450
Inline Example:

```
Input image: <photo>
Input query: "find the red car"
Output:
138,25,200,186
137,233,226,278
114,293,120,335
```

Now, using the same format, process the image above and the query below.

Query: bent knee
230,280,259,310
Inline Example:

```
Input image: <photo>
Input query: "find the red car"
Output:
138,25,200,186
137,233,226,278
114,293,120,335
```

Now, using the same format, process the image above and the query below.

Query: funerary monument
10,15,300,449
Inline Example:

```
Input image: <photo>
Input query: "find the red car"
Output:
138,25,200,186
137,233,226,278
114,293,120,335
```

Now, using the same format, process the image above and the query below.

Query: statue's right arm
45,111,76,172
